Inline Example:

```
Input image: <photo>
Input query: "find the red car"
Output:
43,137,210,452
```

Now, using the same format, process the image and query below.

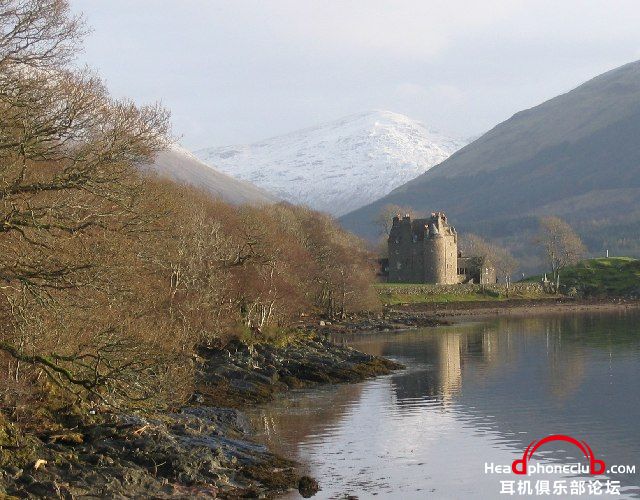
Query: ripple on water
248,311,640,499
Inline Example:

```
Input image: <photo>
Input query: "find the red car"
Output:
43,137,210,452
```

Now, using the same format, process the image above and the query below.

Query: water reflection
247,311,640,499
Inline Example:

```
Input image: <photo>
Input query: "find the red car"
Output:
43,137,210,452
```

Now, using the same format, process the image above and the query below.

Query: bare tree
0,0,177,409
535,216,586,291
302,211,379,319
0,66,169,295
460,234,518,283
373,203,423,237
0,0,86,69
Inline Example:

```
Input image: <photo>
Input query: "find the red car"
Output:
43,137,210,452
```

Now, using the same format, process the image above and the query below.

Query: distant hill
340,61,640,261
525,258,640,297
195,111,465,216
145,145,277,205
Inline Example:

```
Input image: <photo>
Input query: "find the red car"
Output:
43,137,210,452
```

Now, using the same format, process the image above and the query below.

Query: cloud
259,0,528,60
71,0,640,148
396,83,465,105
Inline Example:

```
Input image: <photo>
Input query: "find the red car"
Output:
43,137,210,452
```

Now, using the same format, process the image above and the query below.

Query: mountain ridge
195,110,465,216
144,144,277,205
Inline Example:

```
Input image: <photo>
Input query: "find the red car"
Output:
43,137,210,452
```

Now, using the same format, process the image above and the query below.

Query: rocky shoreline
301,310,448,337
6,301,630,498
196,334,403,409
0,335,402,499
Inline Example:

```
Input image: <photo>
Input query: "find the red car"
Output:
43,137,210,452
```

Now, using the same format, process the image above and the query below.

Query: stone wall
377,282,547,297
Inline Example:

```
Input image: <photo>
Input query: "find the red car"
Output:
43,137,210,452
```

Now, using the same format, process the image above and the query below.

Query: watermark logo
512,434,605,476
483,434,637,496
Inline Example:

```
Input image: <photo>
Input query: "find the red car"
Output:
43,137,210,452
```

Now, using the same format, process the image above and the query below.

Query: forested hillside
0,0,379,415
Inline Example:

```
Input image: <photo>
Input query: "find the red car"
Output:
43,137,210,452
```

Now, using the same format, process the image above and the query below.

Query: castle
386,212,496,284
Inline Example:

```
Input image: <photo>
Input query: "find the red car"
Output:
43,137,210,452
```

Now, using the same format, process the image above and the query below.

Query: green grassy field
525,257,640,297
378,257,640,305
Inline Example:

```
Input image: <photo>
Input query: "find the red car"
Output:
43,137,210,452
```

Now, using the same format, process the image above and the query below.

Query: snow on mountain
195,111,465,216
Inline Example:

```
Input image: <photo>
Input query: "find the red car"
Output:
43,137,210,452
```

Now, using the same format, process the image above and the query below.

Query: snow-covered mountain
195,111,465,216
143,144,277,205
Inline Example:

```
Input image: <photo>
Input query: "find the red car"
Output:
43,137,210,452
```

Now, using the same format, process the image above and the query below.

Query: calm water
247,311,640,499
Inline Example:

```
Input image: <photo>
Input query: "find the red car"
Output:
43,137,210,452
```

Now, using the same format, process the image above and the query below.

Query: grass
524,257,640,297
376,284,549,306
379,291,498,305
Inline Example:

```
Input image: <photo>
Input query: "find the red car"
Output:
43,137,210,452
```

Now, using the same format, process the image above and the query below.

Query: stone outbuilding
456,254,497,285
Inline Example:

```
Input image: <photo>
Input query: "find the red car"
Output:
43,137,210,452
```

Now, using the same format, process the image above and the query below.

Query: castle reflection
347,312,640,480
369,315,597,406
247,310,640,498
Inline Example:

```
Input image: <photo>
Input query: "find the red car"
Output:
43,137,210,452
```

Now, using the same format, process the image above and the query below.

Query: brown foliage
141,183,380,345
0,0,181,413
0,0,380,415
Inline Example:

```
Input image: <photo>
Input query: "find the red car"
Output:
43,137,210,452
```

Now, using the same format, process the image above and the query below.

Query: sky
70,1,640,151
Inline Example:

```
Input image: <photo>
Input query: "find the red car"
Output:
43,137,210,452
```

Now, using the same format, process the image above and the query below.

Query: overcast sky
70,1,640,150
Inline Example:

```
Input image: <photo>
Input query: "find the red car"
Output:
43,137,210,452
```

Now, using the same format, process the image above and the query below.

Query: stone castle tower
387,212,459,284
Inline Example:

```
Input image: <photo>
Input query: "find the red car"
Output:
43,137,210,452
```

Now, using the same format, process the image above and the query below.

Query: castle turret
422,212,458,284
424,226,448,283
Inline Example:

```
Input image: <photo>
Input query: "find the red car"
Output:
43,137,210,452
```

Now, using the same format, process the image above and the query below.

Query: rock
319,320,325,326
298,475,320,497
27,480,61,498
18,473,36,485
6,465,22,478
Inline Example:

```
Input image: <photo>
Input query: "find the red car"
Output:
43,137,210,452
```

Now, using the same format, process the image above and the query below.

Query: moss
351,358,403,378
196,376,281,409
298,476,320,498
243,455,299,492
280,376,306,389
0,420,41,469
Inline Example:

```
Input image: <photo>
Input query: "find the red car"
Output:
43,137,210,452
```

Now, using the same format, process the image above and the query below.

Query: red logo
512,434,606,475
